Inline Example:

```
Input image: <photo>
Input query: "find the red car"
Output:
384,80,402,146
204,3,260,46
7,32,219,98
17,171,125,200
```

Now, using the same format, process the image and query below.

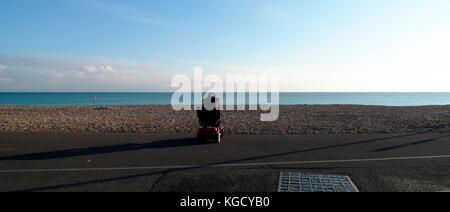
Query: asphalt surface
0,133,449,192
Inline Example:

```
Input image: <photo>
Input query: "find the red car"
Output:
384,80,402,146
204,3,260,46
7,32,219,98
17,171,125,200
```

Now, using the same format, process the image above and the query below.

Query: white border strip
0,154,449,174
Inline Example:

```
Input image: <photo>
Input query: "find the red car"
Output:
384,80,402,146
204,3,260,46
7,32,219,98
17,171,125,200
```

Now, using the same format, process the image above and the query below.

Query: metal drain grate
278,172,359,192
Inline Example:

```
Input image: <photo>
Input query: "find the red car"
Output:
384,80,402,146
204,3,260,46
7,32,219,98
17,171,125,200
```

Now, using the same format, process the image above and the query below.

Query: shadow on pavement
0,138,202,161
370,134,450,152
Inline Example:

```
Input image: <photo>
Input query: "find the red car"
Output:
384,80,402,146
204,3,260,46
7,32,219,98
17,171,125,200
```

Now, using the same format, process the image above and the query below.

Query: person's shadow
0,137,203,161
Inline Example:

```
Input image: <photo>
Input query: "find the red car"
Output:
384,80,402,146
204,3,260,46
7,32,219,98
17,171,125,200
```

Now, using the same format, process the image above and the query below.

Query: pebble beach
1,105,450,135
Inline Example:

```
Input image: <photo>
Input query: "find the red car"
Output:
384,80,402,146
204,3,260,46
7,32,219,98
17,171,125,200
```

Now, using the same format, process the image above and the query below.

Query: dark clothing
197,106,221,127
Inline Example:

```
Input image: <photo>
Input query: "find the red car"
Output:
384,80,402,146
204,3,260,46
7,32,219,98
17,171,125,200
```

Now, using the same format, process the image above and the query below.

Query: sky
0,0,450,92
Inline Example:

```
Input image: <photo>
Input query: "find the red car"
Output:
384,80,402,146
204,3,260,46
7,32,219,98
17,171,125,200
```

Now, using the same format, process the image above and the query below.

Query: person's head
203,93,220,111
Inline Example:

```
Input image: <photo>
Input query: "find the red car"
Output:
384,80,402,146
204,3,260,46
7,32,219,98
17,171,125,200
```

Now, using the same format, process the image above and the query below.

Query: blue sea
0,92,450,106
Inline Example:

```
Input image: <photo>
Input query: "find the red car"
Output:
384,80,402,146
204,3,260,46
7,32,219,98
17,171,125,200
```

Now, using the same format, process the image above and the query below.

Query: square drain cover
278,172,359,192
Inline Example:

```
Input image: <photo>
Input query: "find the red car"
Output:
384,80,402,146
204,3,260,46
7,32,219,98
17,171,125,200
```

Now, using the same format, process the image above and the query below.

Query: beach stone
1,105,450,135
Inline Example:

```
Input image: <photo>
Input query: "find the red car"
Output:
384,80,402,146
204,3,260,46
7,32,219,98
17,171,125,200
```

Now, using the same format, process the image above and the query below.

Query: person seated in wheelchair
197,93,221,128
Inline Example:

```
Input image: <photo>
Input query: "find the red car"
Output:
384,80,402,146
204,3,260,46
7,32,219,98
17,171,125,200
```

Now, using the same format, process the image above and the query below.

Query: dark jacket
197,105,221,127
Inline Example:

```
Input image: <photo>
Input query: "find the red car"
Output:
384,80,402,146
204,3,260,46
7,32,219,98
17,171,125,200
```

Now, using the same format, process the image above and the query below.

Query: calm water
0,92,450,106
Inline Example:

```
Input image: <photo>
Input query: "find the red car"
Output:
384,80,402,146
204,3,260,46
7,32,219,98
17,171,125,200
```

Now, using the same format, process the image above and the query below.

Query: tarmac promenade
0,133,449,192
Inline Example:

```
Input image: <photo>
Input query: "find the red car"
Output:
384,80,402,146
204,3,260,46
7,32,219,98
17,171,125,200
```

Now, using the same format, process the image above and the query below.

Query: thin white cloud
0,55,185,92
69,0,167,26
62,65,137,81
0,64,9,81
3,50,450,92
